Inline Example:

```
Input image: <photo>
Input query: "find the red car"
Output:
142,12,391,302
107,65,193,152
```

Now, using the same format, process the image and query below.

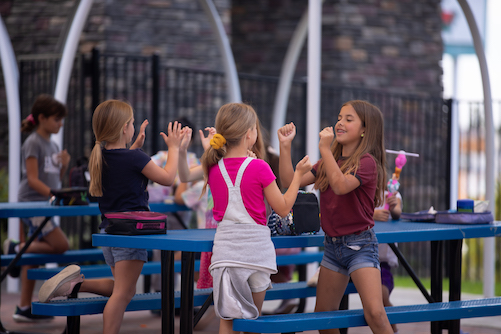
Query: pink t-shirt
208,157,276,225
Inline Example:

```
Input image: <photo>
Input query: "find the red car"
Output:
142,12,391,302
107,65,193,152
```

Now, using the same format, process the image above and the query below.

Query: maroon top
312,153,377,237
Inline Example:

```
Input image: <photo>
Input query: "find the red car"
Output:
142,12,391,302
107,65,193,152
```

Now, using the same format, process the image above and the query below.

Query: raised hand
160,121,183,149
200,127,216,151
295,155,312,175
58,149,71,169
131,119,149,149
277,122,296,145
319,126,335,150
179,127,193,152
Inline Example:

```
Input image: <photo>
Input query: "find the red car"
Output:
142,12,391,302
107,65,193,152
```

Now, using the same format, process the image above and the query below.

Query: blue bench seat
32,281,355,317
233,297,501,333
28,251,324,280
1,249,104,267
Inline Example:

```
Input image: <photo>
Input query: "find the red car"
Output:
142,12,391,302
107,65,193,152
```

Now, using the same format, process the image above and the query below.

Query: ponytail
89,141,104,197
201,142,226,195
88,99,134,197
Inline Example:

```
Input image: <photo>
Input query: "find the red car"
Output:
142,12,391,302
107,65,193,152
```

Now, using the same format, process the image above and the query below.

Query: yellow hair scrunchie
210,134,227,150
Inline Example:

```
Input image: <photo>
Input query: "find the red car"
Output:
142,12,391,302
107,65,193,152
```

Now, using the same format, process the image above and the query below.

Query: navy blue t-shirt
98,148,151,229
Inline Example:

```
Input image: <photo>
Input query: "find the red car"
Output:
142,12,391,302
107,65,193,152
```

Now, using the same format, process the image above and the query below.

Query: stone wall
231,0,444,98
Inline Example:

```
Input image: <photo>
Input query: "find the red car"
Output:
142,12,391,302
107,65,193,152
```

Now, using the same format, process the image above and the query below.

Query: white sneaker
38,265,84,302
307,268,320,287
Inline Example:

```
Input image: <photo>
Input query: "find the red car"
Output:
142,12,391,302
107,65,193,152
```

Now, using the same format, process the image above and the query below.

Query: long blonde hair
201,102,264,194
314,100,386,207
88,100,134,197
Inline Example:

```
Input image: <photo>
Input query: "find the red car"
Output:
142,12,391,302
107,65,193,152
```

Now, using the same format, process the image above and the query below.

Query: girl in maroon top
278,100,393,334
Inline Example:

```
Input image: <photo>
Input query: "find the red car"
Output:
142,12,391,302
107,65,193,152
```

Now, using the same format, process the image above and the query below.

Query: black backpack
69,157,90,188
69,157,97,202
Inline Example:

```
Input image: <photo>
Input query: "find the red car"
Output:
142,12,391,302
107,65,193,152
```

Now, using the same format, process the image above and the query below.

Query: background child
3,94,70,322
278,100,393,334
374,191,402,334
196,102,311,334
38,99,185,334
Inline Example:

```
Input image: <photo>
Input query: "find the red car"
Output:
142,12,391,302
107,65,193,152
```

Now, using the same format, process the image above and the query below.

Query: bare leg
23,227,69,254
102,259,143,334
351,267,393,334
79,278,115,297
219,319,237,334
19,228,69,308
382,285,398,333
315,266,350,334
19,265,37,308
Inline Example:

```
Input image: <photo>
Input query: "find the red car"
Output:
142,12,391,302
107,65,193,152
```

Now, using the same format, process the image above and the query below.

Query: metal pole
457,0,495,298
53,0,94,148
0,15,21,293
198,0,242,103
307,0,322,165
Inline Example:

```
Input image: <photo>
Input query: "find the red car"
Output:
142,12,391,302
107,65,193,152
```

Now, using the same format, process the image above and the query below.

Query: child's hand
278,122,296,145
247,150,257,158
319,126,334,150
131,120,149,149
160,121,183,149
58,150,71,168
179,127,193,152
386,195,399,210
374,209,390,222
200,127,216,151
295,155,312,175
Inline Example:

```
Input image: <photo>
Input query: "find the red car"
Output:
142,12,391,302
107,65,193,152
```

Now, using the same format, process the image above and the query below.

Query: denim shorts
321,228,380,276
100,230,148,267
22,216,58,239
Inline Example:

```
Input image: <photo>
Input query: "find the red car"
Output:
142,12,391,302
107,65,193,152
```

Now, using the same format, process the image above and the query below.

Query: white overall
209,157,277,320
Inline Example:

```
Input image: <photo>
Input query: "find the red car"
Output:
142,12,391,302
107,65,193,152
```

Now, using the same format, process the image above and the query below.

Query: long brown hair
314,100,386,207
21,94,68,133
88,100,134,197
201,102,264,194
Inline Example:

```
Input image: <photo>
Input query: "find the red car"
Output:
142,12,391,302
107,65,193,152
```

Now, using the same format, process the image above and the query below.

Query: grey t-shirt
18,132,62,202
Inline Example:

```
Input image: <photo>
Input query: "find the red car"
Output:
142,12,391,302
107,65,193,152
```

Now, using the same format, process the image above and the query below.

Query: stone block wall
231,0,444,98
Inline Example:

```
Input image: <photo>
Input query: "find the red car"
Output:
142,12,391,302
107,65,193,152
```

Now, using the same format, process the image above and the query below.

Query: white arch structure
457,0,495,298
0,15,22,292
2,0,495,296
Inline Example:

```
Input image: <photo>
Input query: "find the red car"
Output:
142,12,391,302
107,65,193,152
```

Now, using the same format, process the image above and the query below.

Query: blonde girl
278,100,393,334
195,102,311,334
39,99,185,334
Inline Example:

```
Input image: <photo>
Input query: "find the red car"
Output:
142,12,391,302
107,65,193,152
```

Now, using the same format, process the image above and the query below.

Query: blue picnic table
93,220,501,334
0,200,189,334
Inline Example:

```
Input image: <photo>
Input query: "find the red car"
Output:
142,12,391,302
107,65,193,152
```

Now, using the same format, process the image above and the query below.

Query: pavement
1,277,501,334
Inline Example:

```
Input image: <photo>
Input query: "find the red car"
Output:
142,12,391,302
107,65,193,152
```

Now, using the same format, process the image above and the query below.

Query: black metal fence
15,50,451,278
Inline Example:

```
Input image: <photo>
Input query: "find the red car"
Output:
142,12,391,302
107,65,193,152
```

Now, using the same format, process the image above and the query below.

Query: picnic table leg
179,251,195,334
161,250,175,334
388,243,434,303
447,239,462,334
430,240,443,334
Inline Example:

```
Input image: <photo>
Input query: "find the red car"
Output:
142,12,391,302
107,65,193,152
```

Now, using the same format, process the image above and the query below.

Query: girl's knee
53,240,70,253
364,307,388,325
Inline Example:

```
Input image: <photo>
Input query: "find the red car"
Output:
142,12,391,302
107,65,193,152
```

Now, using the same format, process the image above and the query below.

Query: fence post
152,53,160,154
91,48,100,112
445,98,453,210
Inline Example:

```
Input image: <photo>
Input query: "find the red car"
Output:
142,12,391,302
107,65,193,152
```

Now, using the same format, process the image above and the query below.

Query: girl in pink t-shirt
181,102,311,334
278,100,393,334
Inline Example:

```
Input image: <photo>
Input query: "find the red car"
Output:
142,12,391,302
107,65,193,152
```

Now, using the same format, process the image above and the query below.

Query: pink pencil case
104,211,167,235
